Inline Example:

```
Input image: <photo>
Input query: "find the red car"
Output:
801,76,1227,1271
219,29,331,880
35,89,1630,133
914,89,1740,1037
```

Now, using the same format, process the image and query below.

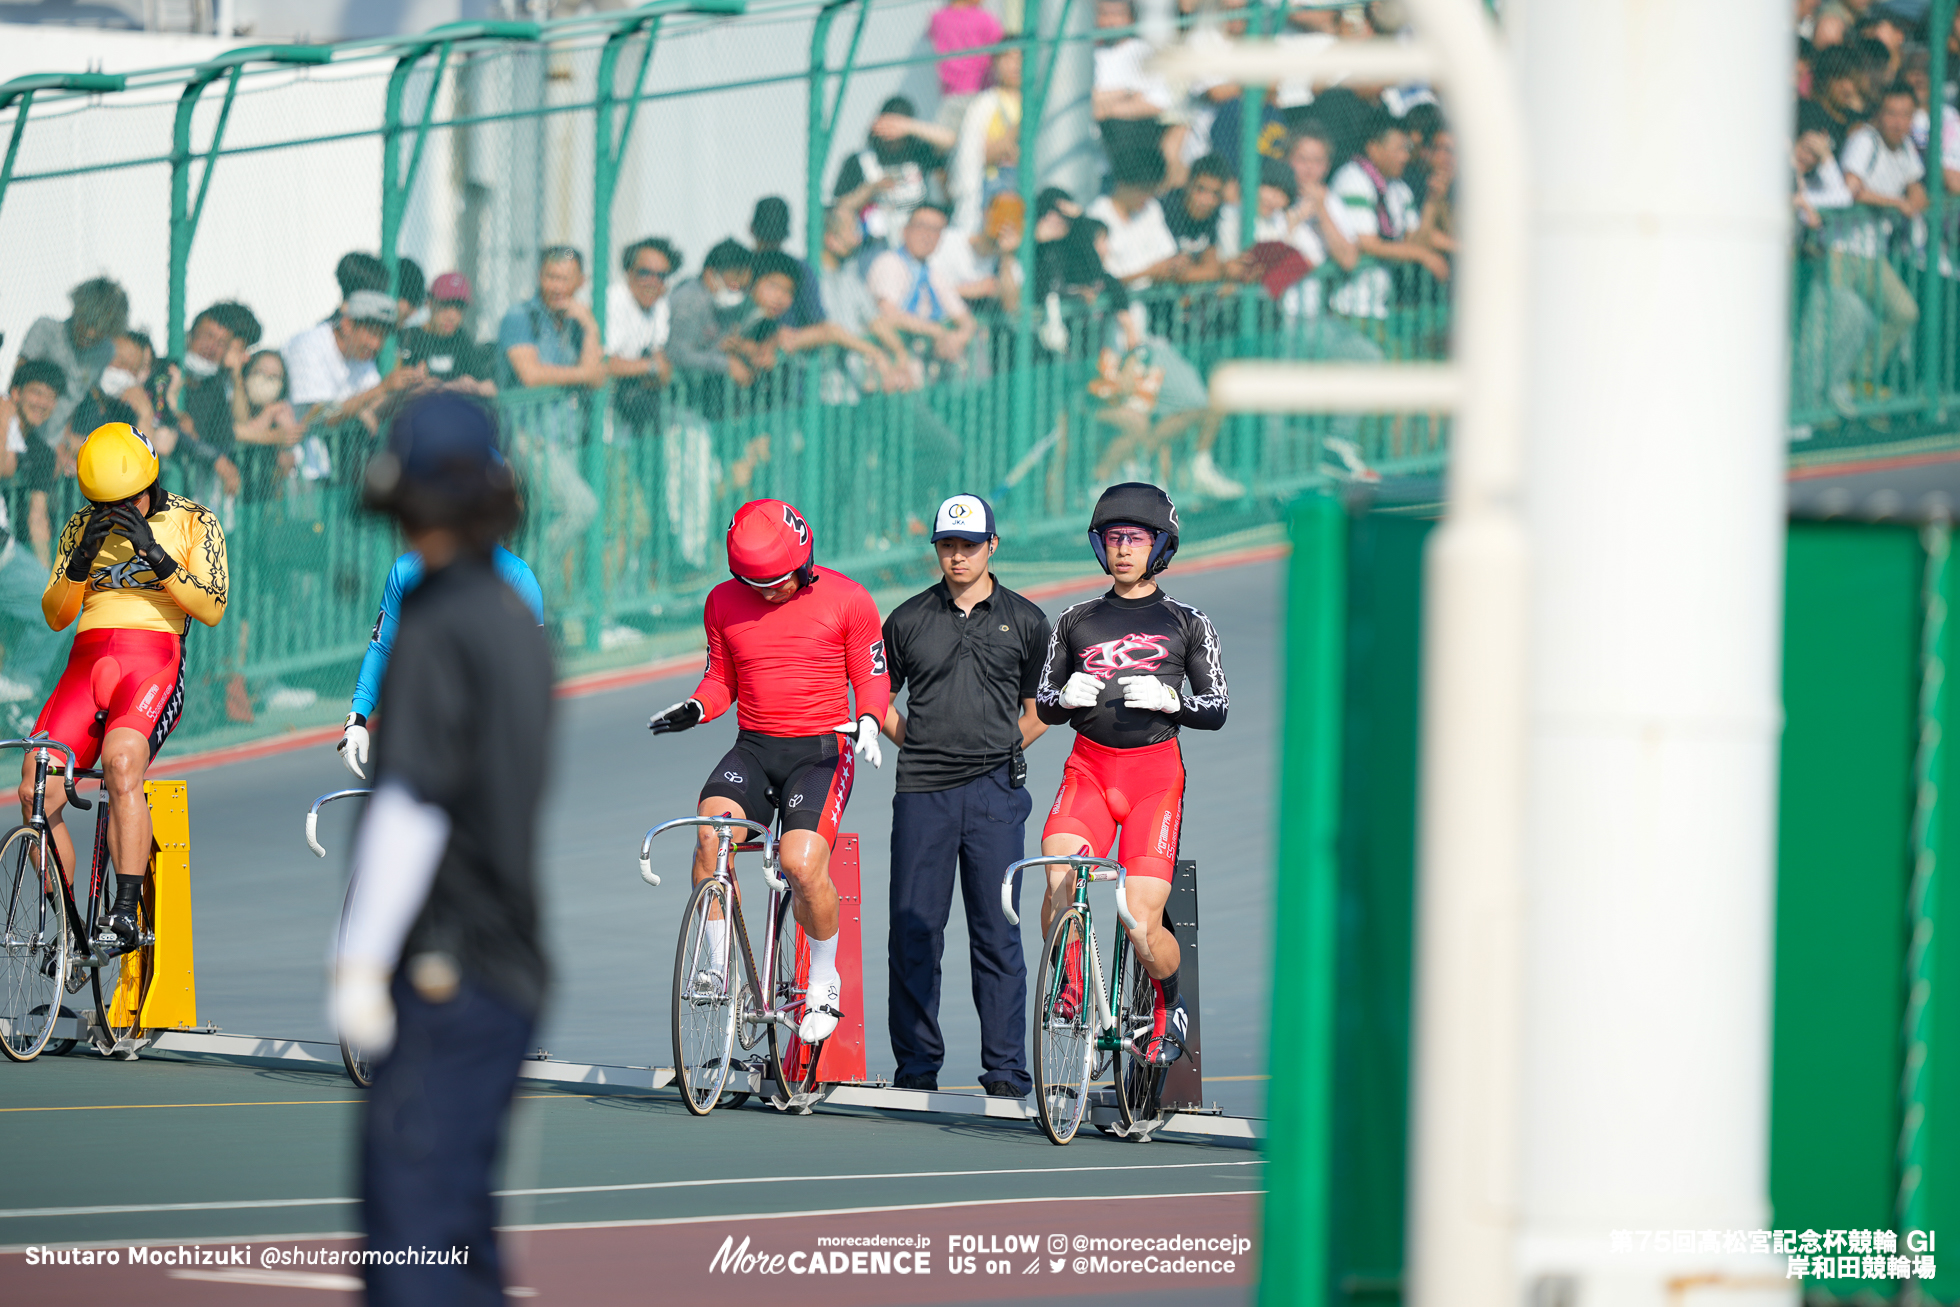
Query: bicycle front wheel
0,825,67,1062
340,1035,375,1088
1031,905,1094,1145
672,877,739,1116
766,891,824,1101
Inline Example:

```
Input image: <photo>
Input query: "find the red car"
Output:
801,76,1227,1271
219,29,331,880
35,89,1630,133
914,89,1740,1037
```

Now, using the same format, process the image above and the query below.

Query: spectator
400,272,498,396
18,276,127,451
1278,129,1362,275
229,350,304,501
1838,80,1925,377
336,251,388,301
1092,0,1187,187
286,289,418,433
816,206,918,391
833,97,956,247
0,360,66,710
496,246,604,604
1903,46,1960,196
1806,45,1870,150
1328,111,1449,319
1160,152,1234,280
741,250,902,384
931,192,1025,315
178,301,261,503
393,256,428,330
930,0,1005,131
949,47,1023,233
1851,34,1898,102
749,197,826,327
1087,148,1190,289
605,240,679,422
667,238,759,415
1414,128,1458,259
1793,124,1873,427
867,203,979,369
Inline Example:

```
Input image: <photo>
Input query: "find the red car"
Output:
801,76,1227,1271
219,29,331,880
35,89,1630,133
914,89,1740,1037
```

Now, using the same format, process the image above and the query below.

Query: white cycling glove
338,713,370,779
1118,675,1181,715
834,715,883,769
1059,671,1104,709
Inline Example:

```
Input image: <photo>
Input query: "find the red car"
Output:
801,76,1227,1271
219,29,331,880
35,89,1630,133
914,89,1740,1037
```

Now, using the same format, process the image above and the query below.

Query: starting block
781,833,866,1086
101,779,197,1041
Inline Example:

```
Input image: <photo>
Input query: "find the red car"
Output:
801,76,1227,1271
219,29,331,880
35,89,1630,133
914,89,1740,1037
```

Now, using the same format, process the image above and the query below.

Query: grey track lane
5,555,1278,1112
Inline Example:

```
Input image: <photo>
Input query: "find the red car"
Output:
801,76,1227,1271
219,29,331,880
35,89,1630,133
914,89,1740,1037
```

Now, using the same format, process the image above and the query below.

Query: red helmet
727,498,816,587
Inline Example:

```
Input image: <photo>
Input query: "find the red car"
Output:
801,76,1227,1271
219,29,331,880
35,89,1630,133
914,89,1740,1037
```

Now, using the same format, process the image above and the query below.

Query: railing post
1925,0,1952,420
0,75,122,224
1013,0,1077,489
167,46,332,361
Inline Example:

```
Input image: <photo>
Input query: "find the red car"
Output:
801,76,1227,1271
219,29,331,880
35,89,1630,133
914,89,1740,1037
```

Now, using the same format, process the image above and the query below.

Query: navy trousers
889,763,1033,1093
362,973,533,1307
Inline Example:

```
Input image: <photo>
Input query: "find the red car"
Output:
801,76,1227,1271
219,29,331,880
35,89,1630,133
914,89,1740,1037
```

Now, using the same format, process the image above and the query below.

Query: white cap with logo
931,493,996,542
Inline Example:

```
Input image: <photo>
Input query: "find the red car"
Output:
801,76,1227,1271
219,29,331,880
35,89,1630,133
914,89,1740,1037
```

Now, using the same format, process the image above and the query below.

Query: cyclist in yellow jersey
22,422,228,953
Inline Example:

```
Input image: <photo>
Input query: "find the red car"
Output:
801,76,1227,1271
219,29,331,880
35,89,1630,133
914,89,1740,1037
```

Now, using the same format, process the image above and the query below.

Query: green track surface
0,1055,1260,1249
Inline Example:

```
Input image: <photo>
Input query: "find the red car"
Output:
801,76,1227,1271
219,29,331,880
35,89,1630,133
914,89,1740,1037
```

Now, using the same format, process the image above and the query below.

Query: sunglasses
1102,528,1155,549
738,571,797,589
630,264,670,280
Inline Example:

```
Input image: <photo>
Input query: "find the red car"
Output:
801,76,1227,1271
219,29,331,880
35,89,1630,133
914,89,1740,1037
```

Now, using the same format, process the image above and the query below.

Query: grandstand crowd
0,0,1460,703
1793,0,1960,437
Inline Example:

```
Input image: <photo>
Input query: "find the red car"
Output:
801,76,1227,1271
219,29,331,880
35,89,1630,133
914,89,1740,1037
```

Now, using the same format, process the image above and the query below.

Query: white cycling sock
806,931,839,992
704,918,727,970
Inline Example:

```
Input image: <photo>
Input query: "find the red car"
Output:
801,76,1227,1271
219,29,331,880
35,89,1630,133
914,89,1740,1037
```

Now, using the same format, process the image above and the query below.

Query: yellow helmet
76,423,159,504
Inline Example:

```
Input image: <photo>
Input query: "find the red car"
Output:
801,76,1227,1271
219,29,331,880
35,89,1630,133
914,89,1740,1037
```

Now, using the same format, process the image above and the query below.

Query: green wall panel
1772,523,1919,1246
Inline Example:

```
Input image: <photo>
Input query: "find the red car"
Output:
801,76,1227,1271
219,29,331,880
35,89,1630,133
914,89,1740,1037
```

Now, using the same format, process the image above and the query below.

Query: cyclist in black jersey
1033,482,1227,1064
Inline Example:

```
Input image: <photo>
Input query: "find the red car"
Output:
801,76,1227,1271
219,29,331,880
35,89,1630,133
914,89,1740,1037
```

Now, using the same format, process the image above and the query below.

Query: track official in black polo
331,393,552,1307
880,494,1052,1097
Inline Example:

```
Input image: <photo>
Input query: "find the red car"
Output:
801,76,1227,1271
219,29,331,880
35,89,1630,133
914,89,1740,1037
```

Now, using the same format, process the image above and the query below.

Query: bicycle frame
0,735,98,962
1003,853,1141,1055
638,815,801,1037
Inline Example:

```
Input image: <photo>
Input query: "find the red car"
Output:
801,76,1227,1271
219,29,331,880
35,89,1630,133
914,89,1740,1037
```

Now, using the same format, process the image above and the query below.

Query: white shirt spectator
929,229,998,293
866,248,970,323
1911,104,1960,176
606,281,670,361
1094,37,1177,117
1086,195,1179,288
284,320,380,409
1842,122,1926,201
1217,203,1329,317
1327,158,1419,318
818,262,882,338
1839,123,1925,258
1800,153,1855,212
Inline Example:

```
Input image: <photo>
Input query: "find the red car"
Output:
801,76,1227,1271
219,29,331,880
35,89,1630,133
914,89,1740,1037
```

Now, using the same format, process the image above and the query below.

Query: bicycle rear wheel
672,877,739,1116
766,892,824,1101
1113,934,1167,1134
92,869,153,1050
1031,905,1094,1145
0,825,67,1062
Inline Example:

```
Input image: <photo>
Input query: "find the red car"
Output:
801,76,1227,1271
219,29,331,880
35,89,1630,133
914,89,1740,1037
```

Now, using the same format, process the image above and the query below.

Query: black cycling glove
110,502,177,581
64,508,115,582
649,699,703,734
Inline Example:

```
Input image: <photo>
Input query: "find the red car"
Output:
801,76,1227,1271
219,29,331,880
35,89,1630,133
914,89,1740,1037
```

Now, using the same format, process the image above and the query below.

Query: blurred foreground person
332,392,553,1306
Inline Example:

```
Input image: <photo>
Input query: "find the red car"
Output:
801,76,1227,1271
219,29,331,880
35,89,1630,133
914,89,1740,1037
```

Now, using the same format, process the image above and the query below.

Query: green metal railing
0,1,1460,753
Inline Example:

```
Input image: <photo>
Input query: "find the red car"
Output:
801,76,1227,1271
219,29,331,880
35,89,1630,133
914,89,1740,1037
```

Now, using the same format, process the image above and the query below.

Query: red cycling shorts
32,628,186,770
1041,734,1185,882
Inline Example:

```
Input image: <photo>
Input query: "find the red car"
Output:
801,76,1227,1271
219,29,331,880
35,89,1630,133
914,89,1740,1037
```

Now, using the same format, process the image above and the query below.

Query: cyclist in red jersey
649,499,889,1043
1033,483,1227,1068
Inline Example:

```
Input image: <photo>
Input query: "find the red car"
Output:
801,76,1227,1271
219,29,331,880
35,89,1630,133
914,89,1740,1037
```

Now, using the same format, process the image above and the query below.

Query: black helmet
1088,482,1179,577
363,391,518,547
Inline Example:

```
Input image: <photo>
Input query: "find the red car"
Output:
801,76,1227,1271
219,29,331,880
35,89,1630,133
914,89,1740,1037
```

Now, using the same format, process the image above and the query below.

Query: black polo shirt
883,575,1053,794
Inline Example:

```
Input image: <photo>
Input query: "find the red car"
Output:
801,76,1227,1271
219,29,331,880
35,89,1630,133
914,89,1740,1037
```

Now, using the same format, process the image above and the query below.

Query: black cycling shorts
699,729,854,844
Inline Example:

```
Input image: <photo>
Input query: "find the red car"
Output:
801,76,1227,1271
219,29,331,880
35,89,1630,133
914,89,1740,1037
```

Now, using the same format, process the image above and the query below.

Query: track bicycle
0,731,151,1062
306,787,377,1088
635,814,827,1115
1003,853,1183,1145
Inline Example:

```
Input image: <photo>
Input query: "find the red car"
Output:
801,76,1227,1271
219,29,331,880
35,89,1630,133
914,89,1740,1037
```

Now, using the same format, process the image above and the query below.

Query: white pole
1517,2,1793,1304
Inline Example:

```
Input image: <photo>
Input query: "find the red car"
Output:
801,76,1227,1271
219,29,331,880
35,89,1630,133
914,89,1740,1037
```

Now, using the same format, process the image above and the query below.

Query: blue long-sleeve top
349,545,547,718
